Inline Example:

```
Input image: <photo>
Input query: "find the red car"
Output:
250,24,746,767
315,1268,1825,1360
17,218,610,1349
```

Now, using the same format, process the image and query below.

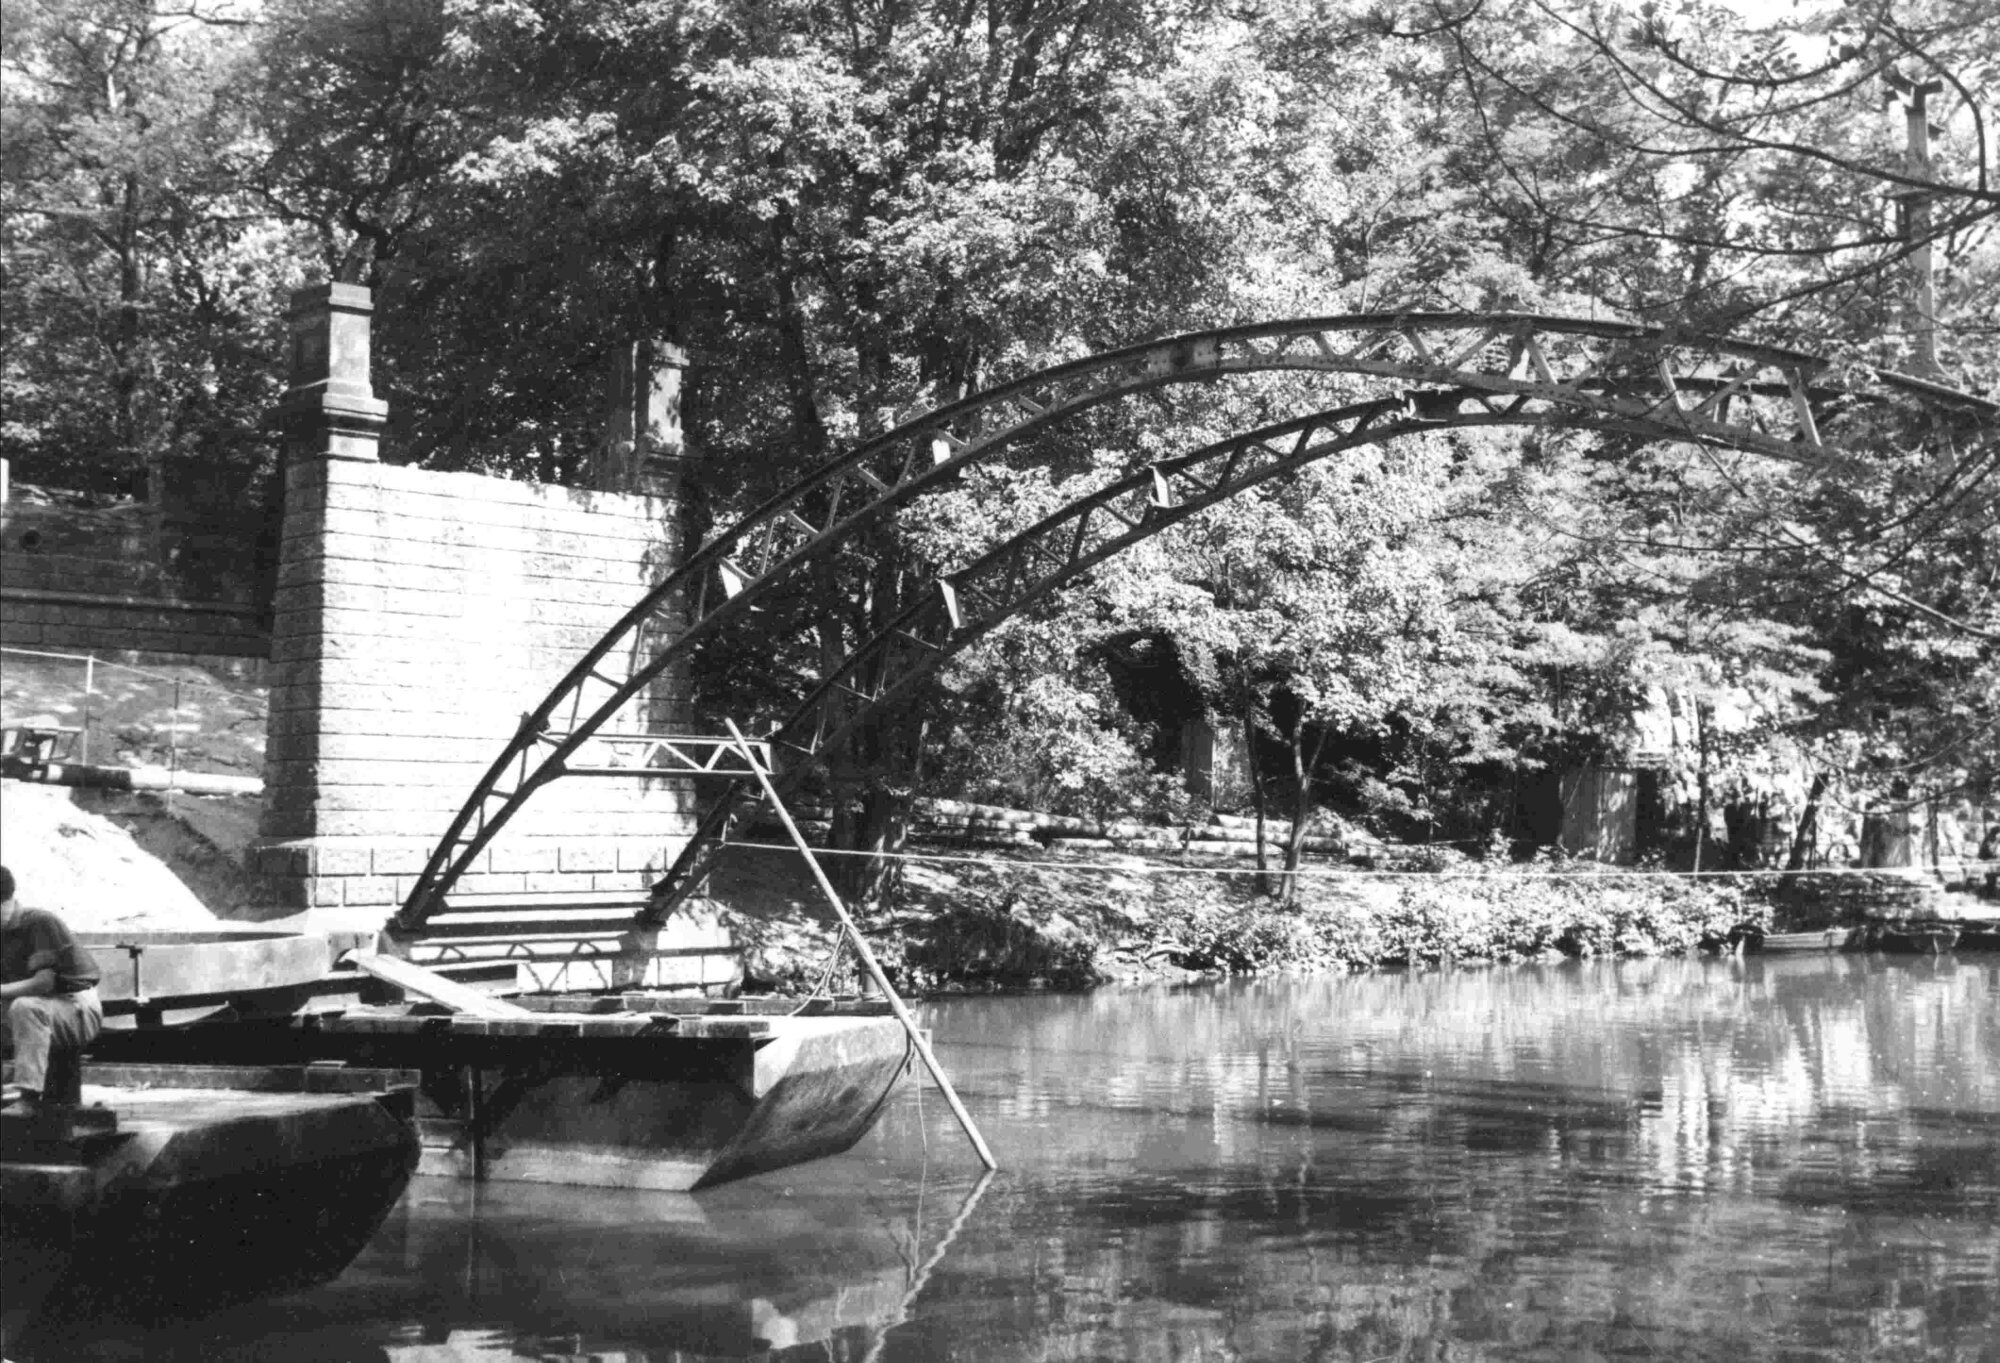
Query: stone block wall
0,497,268,663
251,456,695,930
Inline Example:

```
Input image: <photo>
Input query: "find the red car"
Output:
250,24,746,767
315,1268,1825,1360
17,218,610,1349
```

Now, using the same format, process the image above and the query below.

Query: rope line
720,837,1996,883
0,645,267,708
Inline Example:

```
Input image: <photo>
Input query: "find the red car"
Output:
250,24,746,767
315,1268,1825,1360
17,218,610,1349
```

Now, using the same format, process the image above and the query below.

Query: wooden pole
722,719,997,1171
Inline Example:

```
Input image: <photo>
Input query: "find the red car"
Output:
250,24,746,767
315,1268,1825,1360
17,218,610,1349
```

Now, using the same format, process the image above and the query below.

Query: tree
1403,0,1999,372
8,0,1990,886
1,0,299,503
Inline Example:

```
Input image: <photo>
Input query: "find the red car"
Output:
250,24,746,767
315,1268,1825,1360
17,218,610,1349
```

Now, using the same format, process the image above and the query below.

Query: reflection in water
35,954,2000,1360
29,1170,991,1362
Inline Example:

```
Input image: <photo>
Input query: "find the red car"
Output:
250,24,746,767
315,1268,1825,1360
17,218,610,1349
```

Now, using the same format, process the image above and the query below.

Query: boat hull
1754,927,1866,952
419,1015,914,1189
1,1065,420,1350
1870,921,1960,954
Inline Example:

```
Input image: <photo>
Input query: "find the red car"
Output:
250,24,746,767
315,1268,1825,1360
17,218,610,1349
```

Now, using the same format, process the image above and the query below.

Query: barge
62,926,915,1189
1,1062,420,1353
1753,921,1965,954
1868,919,1960,954
85,991,914,1190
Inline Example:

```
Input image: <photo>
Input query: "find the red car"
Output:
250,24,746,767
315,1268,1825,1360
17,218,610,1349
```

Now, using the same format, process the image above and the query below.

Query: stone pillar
250,295,703,934
593,340,687,497
280,283,388,463
253,284,391,921
597,340,694,736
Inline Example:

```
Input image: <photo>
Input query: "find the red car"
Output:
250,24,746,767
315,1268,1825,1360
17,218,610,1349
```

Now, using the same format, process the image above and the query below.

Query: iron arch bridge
387,312,1997,942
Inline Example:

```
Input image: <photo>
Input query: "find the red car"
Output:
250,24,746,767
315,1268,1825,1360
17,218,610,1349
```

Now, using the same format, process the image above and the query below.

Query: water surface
41,953,2000,1360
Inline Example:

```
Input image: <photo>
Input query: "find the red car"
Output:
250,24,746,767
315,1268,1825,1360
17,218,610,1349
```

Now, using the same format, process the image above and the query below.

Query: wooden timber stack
1774,869,1946,930
749,796,1370,859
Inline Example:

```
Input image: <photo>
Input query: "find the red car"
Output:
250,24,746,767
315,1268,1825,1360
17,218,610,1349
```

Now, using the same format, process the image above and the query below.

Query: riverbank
705,838,1768,993
8,774,1972,995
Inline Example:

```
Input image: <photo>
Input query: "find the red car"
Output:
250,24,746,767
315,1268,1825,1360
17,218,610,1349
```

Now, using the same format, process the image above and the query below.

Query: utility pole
1885,69,1946,378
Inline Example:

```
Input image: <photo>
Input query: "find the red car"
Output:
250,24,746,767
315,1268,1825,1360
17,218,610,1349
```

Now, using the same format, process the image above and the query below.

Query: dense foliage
864,854,1760,989
4,0,1994,895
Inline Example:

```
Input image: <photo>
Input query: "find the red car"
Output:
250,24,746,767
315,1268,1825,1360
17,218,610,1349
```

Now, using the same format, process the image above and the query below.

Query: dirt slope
3,653,269,926
0,783,226,928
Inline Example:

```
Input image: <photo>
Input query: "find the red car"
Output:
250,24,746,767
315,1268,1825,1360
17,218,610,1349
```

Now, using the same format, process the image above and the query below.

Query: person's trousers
2,987,103,1100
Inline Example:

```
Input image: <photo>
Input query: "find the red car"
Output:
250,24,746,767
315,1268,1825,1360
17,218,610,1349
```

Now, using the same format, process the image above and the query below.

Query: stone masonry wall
0,497,268,663
251,456,695,931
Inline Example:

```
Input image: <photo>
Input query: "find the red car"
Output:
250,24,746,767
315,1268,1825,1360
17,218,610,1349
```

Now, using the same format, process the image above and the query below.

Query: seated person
1,865,103,1110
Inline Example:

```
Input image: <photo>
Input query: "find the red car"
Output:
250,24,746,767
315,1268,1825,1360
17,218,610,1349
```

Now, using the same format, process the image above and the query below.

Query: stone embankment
750,797,1368,859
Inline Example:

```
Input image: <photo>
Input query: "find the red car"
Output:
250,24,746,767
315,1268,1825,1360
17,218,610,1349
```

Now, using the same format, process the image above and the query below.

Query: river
42,952,2000,1360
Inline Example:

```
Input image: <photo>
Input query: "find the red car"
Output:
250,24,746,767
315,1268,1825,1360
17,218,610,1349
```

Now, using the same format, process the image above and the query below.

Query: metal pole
81,654,94,764
466,1066,488,1182
722,719,997,1171
169,679,181,790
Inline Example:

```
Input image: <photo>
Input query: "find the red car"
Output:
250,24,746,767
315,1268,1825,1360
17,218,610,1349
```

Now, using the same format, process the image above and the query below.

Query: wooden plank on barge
345,951,534,1018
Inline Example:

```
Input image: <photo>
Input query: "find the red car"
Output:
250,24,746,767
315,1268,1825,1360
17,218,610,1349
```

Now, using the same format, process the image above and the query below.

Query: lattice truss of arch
390,313,1997,938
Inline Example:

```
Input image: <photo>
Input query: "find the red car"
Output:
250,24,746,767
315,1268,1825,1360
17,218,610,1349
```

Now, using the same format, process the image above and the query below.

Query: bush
866,848,1767,989
1151,877,1377,973
888,875,1104,990
1383,870,1758,966
1146,866,1760,974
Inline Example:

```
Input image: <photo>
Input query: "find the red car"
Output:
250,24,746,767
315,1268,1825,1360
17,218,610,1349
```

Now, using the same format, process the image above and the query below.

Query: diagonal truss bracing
390,313,1998,937
637,401,1656,920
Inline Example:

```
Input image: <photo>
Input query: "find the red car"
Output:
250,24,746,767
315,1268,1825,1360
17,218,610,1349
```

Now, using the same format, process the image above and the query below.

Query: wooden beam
345,951,534,1018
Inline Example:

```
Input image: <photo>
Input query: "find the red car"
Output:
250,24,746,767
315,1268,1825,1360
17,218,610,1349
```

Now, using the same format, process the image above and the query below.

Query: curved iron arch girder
636,395,1719,922
393,313,1997,935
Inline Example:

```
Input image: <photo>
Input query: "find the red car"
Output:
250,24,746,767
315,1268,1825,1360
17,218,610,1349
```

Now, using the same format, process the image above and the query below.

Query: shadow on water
23,1169,994,1362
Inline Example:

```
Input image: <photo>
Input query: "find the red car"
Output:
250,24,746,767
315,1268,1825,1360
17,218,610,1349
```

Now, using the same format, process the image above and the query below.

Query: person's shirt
1,907,102,993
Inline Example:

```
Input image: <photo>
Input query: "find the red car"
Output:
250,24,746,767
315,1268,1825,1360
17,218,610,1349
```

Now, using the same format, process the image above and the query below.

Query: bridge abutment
251,286,699,933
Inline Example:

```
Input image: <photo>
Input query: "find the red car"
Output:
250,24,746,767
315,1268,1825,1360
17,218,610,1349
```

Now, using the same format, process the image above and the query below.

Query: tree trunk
1784,772,1827,873
112,172,157,504
1692,702,1712,874
1280,718,1329,906
833,699,927,910
842,782,909,911
769,218,831,462
1245,697,1271,897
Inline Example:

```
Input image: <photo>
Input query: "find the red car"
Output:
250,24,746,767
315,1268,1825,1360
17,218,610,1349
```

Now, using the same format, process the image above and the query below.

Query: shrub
1148,866,1760,974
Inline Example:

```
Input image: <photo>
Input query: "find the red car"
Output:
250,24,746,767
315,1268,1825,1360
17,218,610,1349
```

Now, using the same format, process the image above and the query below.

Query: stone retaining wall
0,498,268,663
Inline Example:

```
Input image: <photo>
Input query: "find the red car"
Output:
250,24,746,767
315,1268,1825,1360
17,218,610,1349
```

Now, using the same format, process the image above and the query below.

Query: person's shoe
1,1084,31,1109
